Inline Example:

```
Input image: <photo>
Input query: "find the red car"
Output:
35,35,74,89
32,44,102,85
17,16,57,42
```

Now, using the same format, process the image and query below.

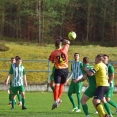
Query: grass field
0,91,117,117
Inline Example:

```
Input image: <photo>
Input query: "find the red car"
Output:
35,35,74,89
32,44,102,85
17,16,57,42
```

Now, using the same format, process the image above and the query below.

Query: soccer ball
68,31,77,40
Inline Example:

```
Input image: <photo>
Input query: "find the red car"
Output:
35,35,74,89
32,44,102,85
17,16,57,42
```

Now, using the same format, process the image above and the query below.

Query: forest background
0,0,117,85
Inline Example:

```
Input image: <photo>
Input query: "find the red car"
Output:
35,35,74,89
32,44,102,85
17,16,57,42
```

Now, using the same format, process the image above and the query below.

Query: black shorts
94,86,110,100
54,68,69,84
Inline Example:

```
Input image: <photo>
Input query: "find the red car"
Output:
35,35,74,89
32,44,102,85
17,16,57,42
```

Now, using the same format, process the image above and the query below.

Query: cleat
8,103,11,106
11,108,14,110
109,115,113,117
94,111,98,114
52,102,58,110
18,103,22,106
57,100,62,107
22,106,27,110
86,115,90,117
76,109,81,112
71,107,77,112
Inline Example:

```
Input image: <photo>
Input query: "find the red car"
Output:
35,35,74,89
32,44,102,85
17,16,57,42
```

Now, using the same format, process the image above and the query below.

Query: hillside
0,41,117,85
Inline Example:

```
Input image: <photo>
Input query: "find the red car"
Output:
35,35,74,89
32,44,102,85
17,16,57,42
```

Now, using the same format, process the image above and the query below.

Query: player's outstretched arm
76,74,87,83
63,39,70,45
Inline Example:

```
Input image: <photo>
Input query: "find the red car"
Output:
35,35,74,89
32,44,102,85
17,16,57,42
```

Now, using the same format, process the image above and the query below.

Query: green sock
17,94,22,102
68,93,76,108
103,102,112,115
76,93,81,109
82,104,89,116
9,94,12,103
12,99,15,108
51,86,54,92
108,100,117,108
22,98,25,107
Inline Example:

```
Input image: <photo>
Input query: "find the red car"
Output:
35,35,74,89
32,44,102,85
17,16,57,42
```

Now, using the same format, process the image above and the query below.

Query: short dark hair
74,53,79,57
55,39,61,47
15,56,21,61
103,54,109,58
11,57,15,60
96,54,104,61
83,57,90,64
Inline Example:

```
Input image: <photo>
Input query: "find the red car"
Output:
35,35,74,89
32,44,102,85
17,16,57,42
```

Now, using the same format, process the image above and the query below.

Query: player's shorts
94,86,110,100
84,85,96,98
50,66,56,81
68,80,82,94
11,85,25,95
54,68,69,84
105,87,114,98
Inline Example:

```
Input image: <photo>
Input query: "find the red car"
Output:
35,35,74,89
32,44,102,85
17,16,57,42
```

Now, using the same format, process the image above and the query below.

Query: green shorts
84,85,96,98
50,66,56,81
11,86,25,95
105,87,114,98
68,80,82,94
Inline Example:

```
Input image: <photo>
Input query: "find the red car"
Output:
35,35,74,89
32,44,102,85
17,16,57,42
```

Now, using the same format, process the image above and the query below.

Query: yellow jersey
94,62,109,87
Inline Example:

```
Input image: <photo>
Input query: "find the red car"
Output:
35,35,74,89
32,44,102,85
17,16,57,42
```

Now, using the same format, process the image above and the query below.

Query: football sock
68,93,76,108
58,84,64,99
12,99,15,108
108,100,117,108
82,104,89,116
9,94,12,103
22,98,25,107
54,85,60,101
103,102,112,115
17,94,22,102
76,93,81,109
96,103,106,117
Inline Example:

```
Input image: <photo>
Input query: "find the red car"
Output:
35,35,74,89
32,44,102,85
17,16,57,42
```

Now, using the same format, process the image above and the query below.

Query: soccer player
76,57,96,117
5,56,27,110
94,54,117,115
103,54,117,113
67,53,83,112
84,54,110,117
49,37,70,110
8,57,22,106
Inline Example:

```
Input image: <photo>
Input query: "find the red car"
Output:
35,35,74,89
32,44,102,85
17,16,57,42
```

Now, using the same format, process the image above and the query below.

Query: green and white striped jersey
71,61,83,80
9,63,26,87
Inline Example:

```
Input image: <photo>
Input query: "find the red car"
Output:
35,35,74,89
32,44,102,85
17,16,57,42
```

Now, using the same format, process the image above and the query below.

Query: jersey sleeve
93,64,99,73
23,67,26,75
108,65,114,74
61,44,69,53
9,65,13,74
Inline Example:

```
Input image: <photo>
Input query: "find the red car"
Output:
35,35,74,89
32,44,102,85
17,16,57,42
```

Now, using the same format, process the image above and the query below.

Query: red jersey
49,44,69,69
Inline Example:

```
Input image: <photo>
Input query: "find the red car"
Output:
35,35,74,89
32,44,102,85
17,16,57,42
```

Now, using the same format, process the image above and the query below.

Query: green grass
0,91,117,117
0,40,117,84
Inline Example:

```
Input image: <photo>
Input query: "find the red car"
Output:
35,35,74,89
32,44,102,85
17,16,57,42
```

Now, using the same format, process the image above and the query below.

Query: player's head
55,36,62,48
74,53,80,61
103,54,109,64
11,57,16,64
83,57,90,64
16,56,22,66
95,54,104,64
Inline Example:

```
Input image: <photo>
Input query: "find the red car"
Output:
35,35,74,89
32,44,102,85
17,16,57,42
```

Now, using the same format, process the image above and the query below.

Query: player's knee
68,92,72,97
106,97,110,102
